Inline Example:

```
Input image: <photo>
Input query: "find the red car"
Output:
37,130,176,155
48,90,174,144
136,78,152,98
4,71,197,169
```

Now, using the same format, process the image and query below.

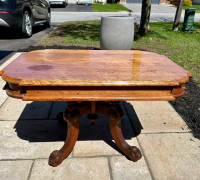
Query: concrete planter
100,16,134,50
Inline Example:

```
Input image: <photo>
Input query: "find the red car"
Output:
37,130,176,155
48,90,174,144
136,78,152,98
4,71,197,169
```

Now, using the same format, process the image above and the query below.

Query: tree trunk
172,0,184,31
138,0,152,35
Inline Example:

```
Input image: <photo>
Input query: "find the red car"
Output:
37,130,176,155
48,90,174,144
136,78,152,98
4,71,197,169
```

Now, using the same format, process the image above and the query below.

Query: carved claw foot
50,103,81,167
49,150,63,167
128,146,142,162
106,102,142,162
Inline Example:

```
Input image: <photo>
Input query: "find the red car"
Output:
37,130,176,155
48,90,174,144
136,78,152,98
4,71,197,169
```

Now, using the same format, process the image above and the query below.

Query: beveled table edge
0,73,192,87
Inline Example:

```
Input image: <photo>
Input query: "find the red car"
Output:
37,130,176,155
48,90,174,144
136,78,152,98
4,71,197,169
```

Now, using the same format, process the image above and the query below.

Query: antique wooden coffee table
0,49,192,167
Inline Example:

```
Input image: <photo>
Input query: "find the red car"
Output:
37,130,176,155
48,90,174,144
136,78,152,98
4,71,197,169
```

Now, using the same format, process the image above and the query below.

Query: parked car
0,0,51,37
77,0,92,5
49,0,67,7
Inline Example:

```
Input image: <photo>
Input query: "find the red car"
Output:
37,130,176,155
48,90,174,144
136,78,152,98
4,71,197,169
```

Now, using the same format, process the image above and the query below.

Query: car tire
63,1,67,7
22,11,32,38
44,11,51,28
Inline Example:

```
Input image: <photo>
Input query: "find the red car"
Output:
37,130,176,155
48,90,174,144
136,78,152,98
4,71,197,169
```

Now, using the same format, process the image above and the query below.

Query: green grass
175,5,200,13
182,5,200,13
40,21,100,47
92,3,130,12
40,21,200,83
134,22,200,83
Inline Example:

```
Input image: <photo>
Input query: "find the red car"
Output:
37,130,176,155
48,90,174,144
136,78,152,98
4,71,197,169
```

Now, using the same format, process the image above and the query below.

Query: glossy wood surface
0,50,192,101
0,49,191,86
0,50,192,167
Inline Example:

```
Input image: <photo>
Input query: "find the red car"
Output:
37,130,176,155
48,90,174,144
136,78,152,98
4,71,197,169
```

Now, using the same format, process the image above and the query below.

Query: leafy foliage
184,0,192,6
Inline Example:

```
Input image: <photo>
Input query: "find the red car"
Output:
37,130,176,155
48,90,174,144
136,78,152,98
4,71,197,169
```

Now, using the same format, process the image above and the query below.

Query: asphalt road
0,25,54,65
51,4,93,12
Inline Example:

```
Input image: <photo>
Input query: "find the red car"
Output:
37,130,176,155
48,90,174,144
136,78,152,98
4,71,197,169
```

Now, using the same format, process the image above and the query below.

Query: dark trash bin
182,8,196,32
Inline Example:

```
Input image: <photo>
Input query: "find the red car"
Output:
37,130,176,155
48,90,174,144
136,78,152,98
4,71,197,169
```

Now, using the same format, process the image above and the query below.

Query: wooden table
0,49,192,167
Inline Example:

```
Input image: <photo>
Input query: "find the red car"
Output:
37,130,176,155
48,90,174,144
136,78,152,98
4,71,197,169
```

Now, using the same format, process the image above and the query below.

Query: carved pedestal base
49,101,142,167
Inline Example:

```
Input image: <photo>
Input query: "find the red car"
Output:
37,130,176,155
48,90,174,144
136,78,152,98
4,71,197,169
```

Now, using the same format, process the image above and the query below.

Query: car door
32,0,46,20
39,0,49,19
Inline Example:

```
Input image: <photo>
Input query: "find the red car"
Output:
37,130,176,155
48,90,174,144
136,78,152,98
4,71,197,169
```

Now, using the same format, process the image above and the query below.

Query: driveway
0,25,54,64
51,4,93,12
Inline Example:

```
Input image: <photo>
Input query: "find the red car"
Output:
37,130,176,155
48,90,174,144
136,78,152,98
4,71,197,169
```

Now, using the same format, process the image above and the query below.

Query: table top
0,50,192,101
0,49,191,87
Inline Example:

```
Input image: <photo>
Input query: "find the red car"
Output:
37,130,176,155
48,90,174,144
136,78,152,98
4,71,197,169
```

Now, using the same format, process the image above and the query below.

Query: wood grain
0,50,192,101
0,50,191,87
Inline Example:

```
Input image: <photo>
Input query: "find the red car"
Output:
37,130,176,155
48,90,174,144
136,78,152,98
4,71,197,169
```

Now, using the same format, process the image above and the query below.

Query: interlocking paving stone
74,139,138,157
74,140,120,157
74,109,136,157
0,160,32,180
128,101,190,133
108,138,152,180
137,133,200,180
30,158,110,180
0,98,52,120
110,156,152,180
128,101,176,112
0,121,71,159
0,79,7,107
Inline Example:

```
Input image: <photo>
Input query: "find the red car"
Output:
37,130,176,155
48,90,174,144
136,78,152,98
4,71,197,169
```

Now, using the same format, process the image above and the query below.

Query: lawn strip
182,5,200,13
92,4,130,12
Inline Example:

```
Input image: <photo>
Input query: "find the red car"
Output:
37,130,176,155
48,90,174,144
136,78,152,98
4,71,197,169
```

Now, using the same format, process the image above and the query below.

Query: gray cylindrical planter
100,16,134,50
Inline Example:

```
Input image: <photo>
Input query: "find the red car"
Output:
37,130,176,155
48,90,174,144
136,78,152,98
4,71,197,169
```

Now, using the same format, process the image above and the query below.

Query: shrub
172,0,178,5
184,0,192,6
172,0,192,6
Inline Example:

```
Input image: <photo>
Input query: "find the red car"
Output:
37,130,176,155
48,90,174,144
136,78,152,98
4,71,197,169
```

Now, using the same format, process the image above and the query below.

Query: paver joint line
141,131,192,134
136,136,155,180
107,157,114,180
27,160,35,180
0,155,123,162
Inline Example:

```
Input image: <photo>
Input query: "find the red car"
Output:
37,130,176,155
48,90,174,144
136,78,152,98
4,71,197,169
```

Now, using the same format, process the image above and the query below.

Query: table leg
49,101,142,167
106,102,142,162
49,106,80,167
49,102,90,167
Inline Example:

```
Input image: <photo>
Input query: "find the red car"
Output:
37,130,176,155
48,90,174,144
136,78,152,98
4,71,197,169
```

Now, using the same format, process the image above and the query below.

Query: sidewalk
51,4,200,24
124,3,177,13
51,12,200,24
0,54,200,180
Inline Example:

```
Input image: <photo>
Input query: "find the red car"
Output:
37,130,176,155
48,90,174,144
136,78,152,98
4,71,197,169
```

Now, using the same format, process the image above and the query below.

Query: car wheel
22,11,32,38
44,11,51,28
63,1,67,7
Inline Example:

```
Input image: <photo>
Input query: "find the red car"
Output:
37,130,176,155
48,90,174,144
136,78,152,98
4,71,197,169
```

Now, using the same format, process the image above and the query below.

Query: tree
172,0,184,31
138,0,152,35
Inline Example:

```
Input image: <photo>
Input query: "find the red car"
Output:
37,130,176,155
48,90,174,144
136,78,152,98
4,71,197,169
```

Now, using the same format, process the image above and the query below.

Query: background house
119,0,166,4
192,0,200,4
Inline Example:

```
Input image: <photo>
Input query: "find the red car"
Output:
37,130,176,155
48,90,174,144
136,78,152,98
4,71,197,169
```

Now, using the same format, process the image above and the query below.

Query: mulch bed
18,45,200,140
170,79,200,139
